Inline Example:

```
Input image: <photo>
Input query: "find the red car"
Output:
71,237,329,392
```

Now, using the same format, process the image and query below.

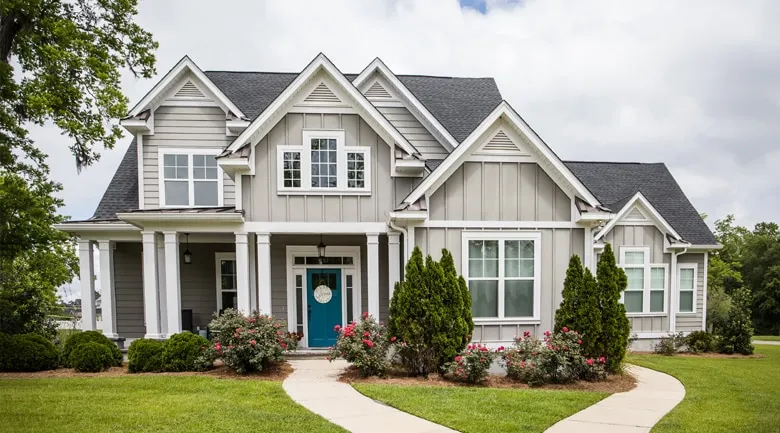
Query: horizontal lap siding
676,253,705,332
114,243,144,338
144,106,234,208
376,106,448,160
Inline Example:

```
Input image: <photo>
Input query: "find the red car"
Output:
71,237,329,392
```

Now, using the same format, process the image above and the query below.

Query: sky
31,0,779,298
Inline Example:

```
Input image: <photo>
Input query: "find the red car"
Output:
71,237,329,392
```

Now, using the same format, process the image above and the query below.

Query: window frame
619,246,668,315
276,130,371,194
215,252,237,311
158,147,224,208
461,231,542,323
677,263,698,314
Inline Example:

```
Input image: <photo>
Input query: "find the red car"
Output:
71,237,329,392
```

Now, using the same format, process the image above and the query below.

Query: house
56,53,719,350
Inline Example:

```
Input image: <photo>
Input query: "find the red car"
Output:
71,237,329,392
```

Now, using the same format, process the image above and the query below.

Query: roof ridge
205,70,495,80
564,160,666,165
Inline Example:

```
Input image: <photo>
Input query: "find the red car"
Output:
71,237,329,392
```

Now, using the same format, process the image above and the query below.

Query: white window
277,130,370,194
619,247,667,314
215,253,237,311
678,264,697,313
462,232,541,321
159,149,223,207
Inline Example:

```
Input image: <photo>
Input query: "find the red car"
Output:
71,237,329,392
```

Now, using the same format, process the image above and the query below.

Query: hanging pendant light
183,233,192,265
317,234,326,264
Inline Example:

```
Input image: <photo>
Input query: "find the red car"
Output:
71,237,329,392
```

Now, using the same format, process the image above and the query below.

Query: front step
286,348,329,359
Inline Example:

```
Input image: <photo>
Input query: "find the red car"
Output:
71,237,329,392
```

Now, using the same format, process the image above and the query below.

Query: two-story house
56,54,719,350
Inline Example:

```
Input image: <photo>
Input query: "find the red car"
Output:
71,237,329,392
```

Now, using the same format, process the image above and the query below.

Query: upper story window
619,247,668,315
159,149,223,207
277,130,371,194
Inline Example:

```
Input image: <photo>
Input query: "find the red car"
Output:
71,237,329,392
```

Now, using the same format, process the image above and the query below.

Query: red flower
562,327,569,333
362,312,369,319
544,330,551,337
586,358,594,366
599,356,606,364
281,341,288,350
455,355,462,362
250,339,256,345
496,346,505,352
523,331,531,338
480,357,486,363
334,325,341,332
577,339,582,345
390,336,397,342
362,339,374,348
363,331,370,337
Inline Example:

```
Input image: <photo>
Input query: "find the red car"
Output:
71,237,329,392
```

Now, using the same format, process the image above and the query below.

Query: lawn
0,376,344,433
353,384,608,433
629,345,780,433
753,335,780,341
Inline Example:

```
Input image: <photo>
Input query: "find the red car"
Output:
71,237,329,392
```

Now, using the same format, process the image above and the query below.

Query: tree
440,249,474,345
554,255,583,333
707,254,739,332
716,287,755,355
596,244,631,373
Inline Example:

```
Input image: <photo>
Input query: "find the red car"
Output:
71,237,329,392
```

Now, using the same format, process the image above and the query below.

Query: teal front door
307,269,342,347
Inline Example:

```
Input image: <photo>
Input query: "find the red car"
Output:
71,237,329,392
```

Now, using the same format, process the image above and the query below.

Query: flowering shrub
502,329,607,386
444,343,499,383
197,309,298,374
327,313,391,377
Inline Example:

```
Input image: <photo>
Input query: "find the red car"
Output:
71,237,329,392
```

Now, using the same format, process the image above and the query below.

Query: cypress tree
440,249,474,349
554,255,584,333
554,255,603,358
596,244,631,372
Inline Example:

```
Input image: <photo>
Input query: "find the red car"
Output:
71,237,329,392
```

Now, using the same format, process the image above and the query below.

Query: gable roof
90,139,138,221
564,161,717,245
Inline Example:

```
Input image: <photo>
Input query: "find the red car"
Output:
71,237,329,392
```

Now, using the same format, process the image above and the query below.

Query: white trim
234,174,243,211
141,231,164,339
403,101,600,207
634,332,678,339
423,220,580,229
677,262,698,314
287,106,358,114
243,222,388,234
215,252,237,312
472,319,541,326
55,222,140,232
702,252,709,330
78,241,97,331
353,58,458,151
127,56,244,119
583,226,594,273
137,135,145,209
619,246,669,315
235,233,251,314
157,147,224,208
462,231,542,321
97,240,118,339
596,192,682,242
256,234,272,314
163,231,182,336
367,233,380,318
117,213,243,226
387,232,401,301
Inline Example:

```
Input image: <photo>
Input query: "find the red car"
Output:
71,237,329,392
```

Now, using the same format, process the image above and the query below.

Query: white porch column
142,231,164,339
256,233,272,314
78,240,96,331
583,225,594,273
97,241,118,338
367,233,380,317
163,231,182,336
235,233,251,314
156,235,168,335
388,232,401,301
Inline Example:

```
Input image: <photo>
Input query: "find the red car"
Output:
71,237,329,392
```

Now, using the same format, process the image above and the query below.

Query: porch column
235,233,251,314
163,231,182,336
141,231,164,339
583,225,594,273
388,232,401,301
367,233,380,317
256,233,272,314
97,240,118,338
156,235,168,334
78,240,96,331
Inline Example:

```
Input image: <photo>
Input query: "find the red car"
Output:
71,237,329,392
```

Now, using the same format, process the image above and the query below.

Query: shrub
161,332,209,372
502,329,607,387
554,255,603,357
654,332,685,355
127,338,165,373
198,309,297,374
716,287,755,355
444,343,498,384
389,247,472,375
685,331,715,353
69,341,114,372
596,244,631,373
327,313,391,377
0,333,59,372
61,330,122,367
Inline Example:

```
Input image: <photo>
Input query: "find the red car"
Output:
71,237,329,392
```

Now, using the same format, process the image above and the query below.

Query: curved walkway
283,359,457,433
545,365,685,433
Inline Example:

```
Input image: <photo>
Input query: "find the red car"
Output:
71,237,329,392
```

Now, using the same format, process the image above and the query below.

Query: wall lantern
183,233,192,265
317,234,326,264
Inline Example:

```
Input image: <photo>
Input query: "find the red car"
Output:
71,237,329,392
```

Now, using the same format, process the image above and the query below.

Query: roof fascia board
117,212,244,226
222,54,418,157
127,56,245,119
594,192,682,242
54,222,140,232
353,58,458,150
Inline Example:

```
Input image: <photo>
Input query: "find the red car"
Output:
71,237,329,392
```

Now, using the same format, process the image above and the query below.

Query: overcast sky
35,0,779,234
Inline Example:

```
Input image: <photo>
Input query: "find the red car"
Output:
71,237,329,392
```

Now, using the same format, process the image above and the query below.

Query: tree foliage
596,244,631,373
554,255,603,358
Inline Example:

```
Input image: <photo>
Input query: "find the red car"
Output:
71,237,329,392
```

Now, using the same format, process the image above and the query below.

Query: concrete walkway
754,340,780,345
545,365,685,433
283,359,457,433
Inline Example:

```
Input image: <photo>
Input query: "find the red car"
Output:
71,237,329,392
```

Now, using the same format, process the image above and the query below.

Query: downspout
669,246,689,334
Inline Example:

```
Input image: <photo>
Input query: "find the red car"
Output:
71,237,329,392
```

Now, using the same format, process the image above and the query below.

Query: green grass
629,345,780,433
354,384,608,433
753,335,780,341
0,376,344,433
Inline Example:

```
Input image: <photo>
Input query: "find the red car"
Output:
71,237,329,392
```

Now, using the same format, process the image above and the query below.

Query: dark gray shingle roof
90,140,138,220
564,161,716,245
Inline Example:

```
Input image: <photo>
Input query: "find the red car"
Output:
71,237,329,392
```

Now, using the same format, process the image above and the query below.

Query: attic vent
625,206,647,220
365,81,392,99
174,81,205,98
304,83,340,103
484,130,518,152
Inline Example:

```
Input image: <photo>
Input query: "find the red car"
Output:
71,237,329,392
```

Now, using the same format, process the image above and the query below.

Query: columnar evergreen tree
596,244,631,372
440,249,474,347
554,255,603,358
554,256,584,332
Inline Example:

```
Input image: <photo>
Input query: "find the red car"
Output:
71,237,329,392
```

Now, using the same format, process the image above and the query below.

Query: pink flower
544,330,551,337
562,327,569,333
523,331,531,338
577,339,582,345
480,357,486,363
599,356,606,364
281,341,288,350
250,339,256,345
586,358,594,366
496,346,505,352
363,331,370,337
390,336,397,342
362,339,374,348
362,312,369,319
334,325,341,332
455,356,463,363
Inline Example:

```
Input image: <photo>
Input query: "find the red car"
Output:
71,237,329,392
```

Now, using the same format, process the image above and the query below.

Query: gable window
277,130,370,194
462,232,541,321
160,149,223,207
619,247,667,314
678,264,697,313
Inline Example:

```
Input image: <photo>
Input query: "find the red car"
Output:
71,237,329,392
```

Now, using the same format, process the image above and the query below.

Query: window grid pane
283,151,301,188
163,153,189,180
311,138,337,188
470,280,498,318
624,251,645,265
624,268,644,291
347,152,365,188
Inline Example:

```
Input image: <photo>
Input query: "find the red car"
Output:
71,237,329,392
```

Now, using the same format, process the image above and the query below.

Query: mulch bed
0,361,293,381
339,366,636,393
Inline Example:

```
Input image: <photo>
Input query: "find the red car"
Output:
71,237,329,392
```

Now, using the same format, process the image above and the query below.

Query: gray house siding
428,162,572,222
376,106,448,159
676,253,705,333
180,243,234,331
143,106,235,208
114,242,144,338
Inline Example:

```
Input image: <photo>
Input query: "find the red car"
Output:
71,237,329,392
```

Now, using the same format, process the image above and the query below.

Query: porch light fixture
317,234,326,264
183,233,192,265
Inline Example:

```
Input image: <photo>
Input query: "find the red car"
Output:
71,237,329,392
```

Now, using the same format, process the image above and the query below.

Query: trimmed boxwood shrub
70,341,115,372
128,338,165,373
685,330,715,353
62,331,122,367
161,332,209,372
0,333,59,372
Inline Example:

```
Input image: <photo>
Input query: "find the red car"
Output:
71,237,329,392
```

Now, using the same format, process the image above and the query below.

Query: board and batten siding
676,253,705,333
114,242,145,338
415,227,585,342
428,162,572,222
143,106,235,208
244,113,407,223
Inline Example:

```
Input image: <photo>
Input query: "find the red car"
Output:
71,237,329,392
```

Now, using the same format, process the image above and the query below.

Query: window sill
626,313,668,317
473,318,541,325
675,312,698,315
277,189,371,196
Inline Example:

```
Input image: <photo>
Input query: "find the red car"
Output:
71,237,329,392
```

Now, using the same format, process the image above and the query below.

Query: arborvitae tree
554,256,603,358
554,255,584,333
440,249,474,349
597,244,631,373
716,287,755,355
388,247,472,375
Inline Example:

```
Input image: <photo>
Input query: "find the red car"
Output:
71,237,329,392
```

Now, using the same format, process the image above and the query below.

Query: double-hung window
277,130,370,193
619,247,667,314
677,264,697,313
462,232,541,321
160,149,222,207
